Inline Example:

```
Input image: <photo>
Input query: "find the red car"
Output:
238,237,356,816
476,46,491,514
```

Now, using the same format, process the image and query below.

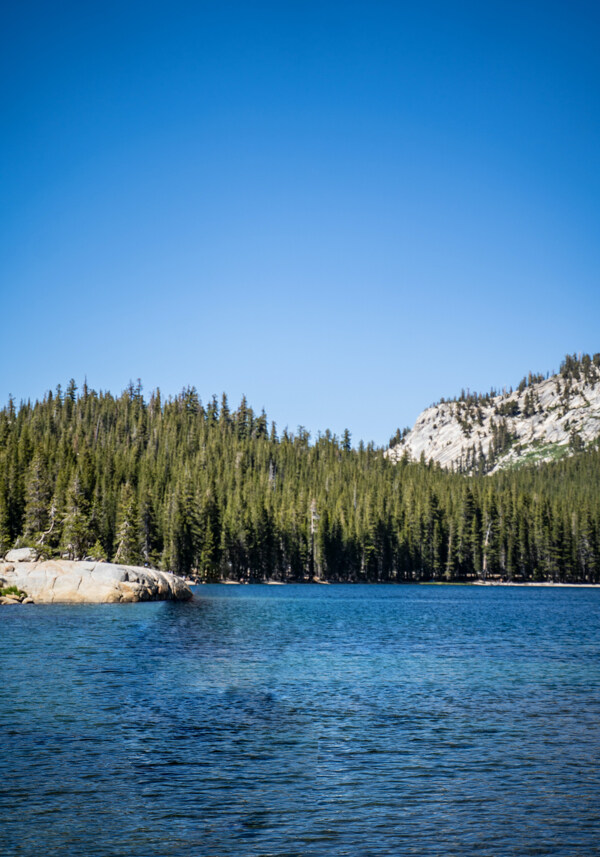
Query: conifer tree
61,473,91,560
23,453,52,539
0,475,11,556
113,483,142,565
169,477,201,577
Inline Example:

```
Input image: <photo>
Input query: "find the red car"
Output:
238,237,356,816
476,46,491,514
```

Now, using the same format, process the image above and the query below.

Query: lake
1,584,599,856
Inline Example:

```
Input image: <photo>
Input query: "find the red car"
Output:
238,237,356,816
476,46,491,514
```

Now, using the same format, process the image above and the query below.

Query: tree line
435,352,600,406
1,379,598,582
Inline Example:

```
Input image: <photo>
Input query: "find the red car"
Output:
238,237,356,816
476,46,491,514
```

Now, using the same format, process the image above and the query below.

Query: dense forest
1,378,599,582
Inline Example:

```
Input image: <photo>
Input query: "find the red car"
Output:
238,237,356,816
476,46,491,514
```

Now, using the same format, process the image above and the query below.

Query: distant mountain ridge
387,353,600,474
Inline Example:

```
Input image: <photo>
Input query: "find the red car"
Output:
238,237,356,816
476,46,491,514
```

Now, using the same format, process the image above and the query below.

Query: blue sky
2,0,599,445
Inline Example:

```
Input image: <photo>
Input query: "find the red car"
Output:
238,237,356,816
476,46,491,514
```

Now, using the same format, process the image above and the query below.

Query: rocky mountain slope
386,353,600,474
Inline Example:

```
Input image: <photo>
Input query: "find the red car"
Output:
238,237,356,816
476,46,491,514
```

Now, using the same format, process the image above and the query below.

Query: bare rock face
5,547,39,563
386,362,600,474
0,560,193,604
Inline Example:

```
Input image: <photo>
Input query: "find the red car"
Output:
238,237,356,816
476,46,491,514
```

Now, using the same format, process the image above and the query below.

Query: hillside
387,353,600,474
0,376,599,582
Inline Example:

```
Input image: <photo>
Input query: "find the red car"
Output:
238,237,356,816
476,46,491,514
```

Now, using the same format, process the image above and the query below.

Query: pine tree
61,473,91,560
139,486,161,566
342,429,352,452
113,483,142,565
169,477,201,577
0,474,11,556
197,485,221,581
23,453,52,539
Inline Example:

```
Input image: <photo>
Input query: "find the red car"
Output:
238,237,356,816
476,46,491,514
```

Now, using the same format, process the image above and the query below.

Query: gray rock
5,547,39,563
387,369,600,474
0,560,193,604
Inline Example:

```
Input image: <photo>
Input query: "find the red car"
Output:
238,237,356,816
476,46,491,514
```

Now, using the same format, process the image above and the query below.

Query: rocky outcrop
0,590,34,605
5,547,39,563
387,357,600,474
0,559,193,604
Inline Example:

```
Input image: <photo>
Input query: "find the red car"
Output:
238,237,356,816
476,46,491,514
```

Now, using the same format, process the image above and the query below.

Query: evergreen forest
1,379,599,583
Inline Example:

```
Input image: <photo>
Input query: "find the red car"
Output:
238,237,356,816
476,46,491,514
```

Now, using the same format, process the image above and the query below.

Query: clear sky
2,0,599,446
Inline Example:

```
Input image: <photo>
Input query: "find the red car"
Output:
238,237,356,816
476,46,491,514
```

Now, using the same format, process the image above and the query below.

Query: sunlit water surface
1,584,599,856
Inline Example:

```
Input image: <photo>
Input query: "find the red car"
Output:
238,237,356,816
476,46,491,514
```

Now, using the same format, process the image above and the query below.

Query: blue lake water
1,584,600,856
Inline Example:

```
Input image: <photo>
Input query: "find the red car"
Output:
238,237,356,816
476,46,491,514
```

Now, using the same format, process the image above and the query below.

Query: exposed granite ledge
0,559,193,604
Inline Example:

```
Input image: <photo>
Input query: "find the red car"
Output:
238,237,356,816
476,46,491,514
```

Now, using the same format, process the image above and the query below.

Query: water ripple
1,585,599,856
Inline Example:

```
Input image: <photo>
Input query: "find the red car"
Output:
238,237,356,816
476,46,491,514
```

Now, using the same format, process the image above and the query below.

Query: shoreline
192,579,600,588
472,580,600,588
